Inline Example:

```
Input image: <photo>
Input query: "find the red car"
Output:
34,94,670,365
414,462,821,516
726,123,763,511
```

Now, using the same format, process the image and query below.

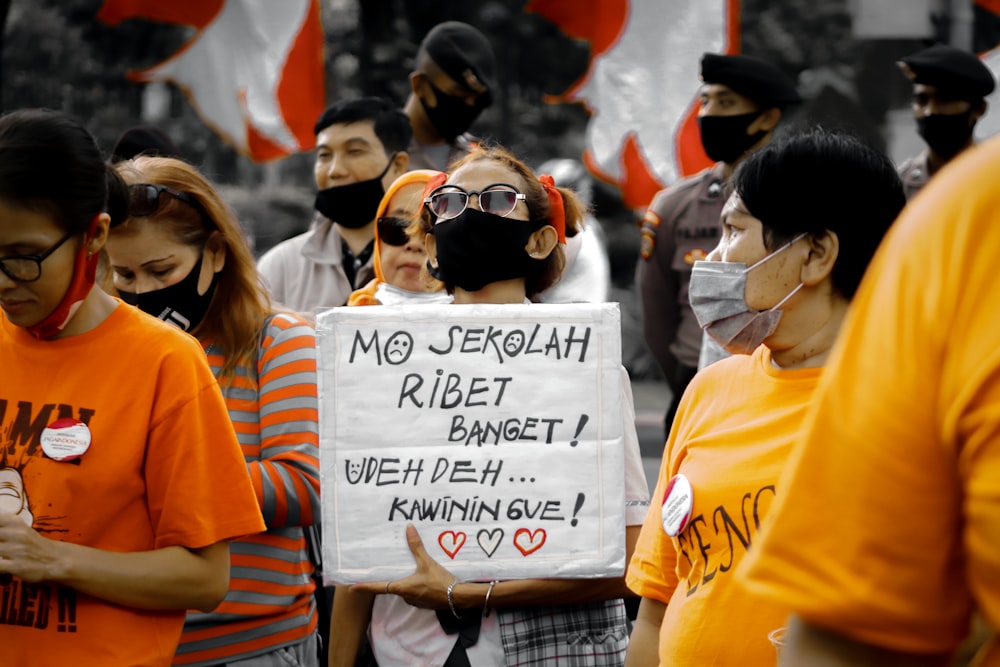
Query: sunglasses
377,216,413,247
423,183,526,222
129,183,209,223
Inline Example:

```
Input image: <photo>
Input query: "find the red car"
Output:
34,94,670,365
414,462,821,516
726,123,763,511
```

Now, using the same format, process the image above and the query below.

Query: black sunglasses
377,216,413,247
128,183,210,224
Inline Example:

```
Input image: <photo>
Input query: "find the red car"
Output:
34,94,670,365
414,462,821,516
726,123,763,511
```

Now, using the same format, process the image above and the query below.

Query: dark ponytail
104,164,131,228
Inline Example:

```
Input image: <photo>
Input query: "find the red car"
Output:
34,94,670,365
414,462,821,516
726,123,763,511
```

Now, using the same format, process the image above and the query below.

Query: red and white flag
98,0,326,161
527,0,740,209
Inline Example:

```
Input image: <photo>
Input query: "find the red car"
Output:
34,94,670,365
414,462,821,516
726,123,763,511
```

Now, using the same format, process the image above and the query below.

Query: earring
429,258,439,269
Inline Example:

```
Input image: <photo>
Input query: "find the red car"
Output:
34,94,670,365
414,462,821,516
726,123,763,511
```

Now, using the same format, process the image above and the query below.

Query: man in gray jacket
258,97,410,313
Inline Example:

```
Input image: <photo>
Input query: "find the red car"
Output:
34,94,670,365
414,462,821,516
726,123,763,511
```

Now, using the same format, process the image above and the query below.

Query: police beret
421,21,497,104
898,44,996,100
700,53,802,109
110,125,183,163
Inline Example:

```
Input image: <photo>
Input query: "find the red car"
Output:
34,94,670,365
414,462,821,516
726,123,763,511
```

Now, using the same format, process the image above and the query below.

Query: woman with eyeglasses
104,156,322,667
0,110,265,665
330,145,649,667
348,169,451,306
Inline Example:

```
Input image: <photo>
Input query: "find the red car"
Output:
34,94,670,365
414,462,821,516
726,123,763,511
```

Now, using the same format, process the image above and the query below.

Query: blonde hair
112,156,270,381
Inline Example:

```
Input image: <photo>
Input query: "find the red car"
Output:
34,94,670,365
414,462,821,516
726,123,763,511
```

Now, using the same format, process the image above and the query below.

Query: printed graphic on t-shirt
675,484,775,597
0,399,89,633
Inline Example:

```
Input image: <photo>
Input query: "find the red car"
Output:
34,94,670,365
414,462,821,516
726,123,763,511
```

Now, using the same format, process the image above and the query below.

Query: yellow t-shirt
627,344,821,665
740,135,1000,664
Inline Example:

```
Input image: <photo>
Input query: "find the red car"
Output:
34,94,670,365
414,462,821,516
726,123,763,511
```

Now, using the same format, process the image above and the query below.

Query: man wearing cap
257,97,410,313
637,52,800,440
403,21,497,171
896,43,996,200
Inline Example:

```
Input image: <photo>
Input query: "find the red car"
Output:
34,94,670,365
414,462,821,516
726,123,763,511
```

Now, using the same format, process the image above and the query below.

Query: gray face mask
688,234,807,355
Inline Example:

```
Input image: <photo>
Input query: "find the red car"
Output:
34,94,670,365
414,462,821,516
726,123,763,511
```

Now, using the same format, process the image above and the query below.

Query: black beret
421,21,497,105
898,44,996,100
700,53,802,109
110,125,183,163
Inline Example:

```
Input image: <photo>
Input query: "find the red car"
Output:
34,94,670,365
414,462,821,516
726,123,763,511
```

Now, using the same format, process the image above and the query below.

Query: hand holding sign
318,303,628,583
352,524,458,611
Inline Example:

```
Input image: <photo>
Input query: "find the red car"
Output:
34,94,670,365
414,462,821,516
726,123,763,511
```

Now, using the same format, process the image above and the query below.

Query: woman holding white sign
331,146,649,666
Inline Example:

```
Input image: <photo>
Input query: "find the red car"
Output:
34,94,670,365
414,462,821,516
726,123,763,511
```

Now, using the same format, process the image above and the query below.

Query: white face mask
688,234,807,355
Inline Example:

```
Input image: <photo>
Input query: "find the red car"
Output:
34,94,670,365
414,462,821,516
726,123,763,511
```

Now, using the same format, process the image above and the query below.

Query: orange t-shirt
740,135,1000,665
626,345,821,665
0,303,265,666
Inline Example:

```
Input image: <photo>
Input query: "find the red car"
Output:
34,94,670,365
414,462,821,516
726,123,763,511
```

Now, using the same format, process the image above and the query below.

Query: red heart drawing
438,530,467,559
513,528,546,556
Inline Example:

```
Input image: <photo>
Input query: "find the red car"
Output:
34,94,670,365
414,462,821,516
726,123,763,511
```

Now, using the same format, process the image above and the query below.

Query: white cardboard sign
316,302,626,584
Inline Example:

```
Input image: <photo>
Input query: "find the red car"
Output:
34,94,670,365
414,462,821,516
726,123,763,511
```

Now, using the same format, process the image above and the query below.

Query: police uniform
637,163,725,401
897,44,997,199
637,52,800,434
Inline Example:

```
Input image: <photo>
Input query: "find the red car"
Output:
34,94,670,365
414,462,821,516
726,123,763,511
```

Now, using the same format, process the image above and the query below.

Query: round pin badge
40,418,92,462
661,473,694,537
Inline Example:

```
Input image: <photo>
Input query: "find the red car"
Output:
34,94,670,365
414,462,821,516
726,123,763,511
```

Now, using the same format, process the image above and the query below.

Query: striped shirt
174,312,321,666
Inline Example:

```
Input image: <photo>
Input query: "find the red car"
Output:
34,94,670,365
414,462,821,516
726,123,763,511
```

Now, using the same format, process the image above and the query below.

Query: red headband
539,174,566,244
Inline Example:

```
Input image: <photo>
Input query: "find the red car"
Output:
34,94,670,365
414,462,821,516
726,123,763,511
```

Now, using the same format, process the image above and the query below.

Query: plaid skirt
497,599,630,667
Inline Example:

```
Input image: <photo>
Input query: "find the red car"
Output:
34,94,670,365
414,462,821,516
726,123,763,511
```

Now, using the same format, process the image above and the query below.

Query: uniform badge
639,210,662,260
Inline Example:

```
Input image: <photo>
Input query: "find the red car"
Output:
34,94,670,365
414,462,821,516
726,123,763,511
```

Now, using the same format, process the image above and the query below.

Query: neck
54,287,118,339
337,221,375,256
927,141,972,174
768,289,849,370
452,278,527,304
723,131,773,178
404,94,445,145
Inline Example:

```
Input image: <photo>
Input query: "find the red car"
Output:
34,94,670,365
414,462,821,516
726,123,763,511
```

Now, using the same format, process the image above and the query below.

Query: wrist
454,582,488,609
39,535,73,584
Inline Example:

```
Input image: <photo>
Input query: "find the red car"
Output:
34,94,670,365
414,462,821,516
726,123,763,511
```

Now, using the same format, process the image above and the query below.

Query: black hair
733,126,905,299
0,108,129,233
313,97,412,154
110,124,184,164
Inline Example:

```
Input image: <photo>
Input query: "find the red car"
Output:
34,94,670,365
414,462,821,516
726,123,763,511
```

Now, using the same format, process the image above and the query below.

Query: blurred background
3,0,999,382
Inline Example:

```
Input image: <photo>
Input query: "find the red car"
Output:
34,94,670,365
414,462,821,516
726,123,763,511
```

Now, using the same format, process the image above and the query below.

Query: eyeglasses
377,216,413,247
129,183,209,223
424,183,526,221
0,230,76,283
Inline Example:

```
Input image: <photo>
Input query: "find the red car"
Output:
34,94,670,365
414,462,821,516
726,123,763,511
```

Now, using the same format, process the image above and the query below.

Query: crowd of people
2,16,999,667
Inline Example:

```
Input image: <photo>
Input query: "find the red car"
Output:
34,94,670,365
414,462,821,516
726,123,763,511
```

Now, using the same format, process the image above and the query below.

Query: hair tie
539,174,566,244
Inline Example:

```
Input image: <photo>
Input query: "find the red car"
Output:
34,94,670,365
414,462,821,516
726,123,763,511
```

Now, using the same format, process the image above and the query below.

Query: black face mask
917,112,974,160
428,208,546,293
118,254,218,332
698,112,767,164
420,81,486,142
314,155,396,229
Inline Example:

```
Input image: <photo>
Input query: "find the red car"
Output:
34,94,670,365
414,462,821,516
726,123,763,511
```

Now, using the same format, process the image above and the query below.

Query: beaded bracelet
482,580,499,617
446,579,463,620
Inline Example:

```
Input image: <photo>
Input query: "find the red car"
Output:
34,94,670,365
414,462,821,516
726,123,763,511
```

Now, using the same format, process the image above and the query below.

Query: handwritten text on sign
316,303,626,584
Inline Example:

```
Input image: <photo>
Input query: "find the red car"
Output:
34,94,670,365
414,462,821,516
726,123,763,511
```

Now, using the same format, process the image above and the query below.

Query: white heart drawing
477,528,504,557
